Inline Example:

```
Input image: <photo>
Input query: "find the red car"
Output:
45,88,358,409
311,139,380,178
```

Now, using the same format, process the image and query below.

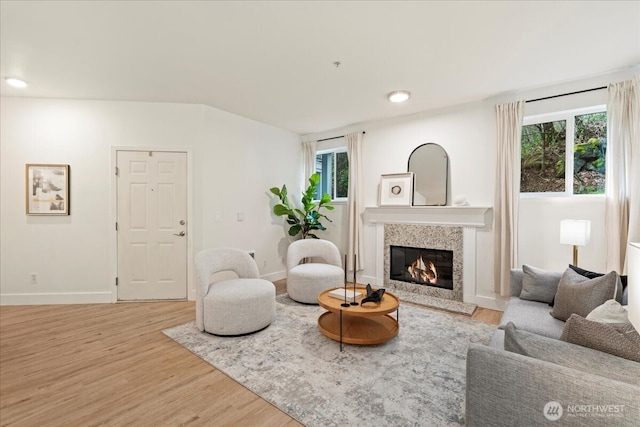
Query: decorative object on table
329,288,363,301
361,283,386,305
350,253,359,306
559,219,591,266
341,254,350,307
378,172,413,206
408,143,448,206
26,164,70,215
270,172,334,239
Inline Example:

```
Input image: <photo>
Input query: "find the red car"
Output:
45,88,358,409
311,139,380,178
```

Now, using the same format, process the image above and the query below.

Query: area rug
163,295,495,426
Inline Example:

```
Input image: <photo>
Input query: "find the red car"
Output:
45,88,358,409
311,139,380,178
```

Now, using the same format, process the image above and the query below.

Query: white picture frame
379,172,413,206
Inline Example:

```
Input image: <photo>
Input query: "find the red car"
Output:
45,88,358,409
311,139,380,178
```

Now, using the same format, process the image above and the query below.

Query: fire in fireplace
390,245,454,290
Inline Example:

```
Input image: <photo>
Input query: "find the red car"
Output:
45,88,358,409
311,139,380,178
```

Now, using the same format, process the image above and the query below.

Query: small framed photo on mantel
379,172,414,206
26,164,70,215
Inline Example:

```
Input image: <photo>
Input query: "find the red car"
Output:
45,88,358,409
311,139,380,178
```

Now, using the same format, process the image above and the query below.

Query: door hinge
115,277,119,286
115,222,118,231
115,166,119,176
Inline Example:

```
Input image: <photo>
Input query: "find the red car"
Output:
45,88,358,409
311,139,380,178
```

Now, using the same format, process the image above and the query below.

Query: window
520,106,606,195
315,148,349,200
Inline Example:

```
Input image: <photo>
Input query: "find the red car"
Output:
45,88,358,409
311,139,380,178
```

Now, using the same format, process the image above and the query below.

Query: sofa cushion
519,264,562,304
586,299,630,324
498,297,565,339
550,268,622,321
504,322,640,386
560,314,640,363
570,264,628,289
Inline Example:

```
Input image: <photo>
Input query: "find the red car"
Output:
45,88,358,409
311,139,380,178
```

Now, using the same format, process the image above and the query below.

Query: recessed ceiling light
5,77,28,88
388,91,410,103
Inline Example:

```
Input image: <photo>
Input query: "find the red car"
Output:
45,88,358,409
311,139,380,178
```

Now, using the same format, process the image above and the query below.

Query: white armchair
195,247,275,335
286,239,344,304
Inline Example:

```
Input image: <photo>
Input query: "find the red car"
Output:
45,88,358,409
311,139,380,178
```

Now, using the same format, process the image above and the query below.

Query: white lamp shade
560,219,591,246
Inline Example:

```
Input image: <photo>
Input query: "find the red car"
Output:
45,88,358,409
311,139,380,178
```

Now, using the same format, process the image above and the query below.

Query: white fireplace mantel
364,206,491,227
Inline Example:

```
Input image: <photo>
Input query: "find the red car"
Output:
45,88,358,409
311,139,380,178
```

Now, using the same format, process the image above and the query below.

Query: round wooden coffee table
317,286,399,349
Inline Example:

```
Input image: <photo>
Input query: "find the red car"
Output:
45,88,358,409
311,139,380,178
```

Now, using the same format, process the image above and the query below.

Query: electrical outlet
263,260,267,268
30,273,37,284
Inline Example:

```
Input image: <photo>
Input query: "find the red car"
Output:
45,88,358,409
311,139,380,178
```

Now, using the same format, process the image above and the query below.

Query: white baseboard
463,294,507,311
261,270,287,282
0,292,113,306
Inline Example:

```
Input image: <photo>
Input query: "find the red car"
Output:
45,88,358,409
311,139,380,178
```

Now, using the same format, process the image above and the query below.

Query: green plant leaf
320,193,331,204
309,173,320,186
273,204,291,216
269,187,281,196
289,225,301,236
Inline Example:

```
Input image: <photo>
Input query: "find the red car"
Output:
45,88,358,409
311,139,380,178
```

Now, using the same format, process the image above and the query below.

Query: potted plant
270,173,334,239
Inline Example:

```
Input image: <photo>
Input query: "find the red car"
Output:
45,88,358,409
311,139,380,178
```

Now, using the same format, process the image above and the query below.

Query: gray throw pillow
550,268,622,321
519,264,562,304
560,314,640,363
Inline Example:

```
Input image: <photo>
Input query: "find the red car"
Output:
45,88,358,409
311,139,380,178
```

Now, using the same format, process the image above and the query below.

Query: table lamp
560,219,591,266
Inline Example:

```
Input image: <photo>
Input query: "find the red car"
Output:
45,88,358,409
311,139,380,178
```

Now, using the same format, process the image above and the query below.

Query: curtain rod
526,86,607,103
317,131,365,142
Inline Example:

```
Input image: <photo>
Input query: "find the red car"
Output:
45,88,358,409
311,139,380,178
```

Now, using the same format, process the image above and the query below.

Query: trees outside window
521,107,606,195
316,148,348,200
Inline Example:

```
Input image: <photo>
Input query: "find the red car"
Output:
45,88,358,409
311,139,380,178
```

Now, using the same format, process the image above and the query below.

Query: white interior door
117,150,187,300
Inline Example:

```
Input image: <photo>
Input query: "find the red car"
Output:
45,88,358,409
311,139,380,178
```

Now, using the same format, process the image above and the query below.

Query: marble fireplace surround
364,206,491,314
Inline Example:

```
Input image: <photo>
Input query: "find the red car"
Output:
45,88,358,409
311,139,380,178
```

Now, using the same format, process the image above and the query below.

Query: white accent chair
195,247,275,336
286,239,344,304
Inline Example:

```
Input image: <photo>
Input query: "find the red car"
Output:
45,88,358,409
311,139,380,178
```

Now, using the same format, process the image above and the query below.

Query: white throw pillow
586,299,630,324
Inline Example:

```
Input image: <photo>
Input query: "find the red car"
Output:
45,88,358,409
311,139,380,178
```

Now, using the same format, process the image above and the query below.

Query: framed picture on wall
379,172,413,206
26,164,70,215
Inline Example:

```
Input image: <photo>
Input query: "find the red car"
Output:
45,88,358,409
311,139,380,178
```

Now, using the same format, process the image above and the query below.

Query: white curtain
493,100,525,296
346,132,364,271
302,140,317,181
605,75,640,274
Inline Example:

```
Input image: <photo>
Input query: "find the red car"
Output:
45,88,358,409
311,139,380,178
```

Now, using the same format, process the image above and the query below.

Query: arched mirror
408,143,448,206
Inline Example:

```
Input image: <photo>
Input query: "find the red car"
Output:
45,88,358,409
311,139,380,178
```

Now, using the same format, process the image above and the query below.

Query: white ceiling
1,1,639,135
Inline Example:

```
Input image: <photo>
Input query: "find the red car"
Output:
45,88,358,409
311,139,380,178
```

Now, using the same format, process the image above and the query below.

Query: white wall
0,97,301,305
304,66,638,310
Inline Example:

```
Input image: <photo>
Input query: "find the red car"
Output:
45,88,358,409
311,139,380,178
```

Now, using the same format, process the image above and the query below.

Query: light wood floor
0,280,501,426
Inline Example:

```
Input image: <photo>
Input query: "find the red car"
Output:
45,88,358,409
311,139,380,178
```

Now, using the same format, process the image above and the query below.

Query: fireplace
365,206,492,311
383,223,463,302
390,245,453,290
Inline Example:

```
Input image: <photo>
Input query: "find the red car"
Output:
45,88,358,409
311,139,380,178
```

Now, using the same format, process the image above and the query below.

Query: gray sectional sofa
465,268,640,426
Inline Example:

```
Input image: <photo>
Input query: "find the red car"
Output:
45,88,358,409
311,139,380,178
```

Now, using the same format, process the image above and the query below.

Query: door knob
173,231,186,236
179,220,186,225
